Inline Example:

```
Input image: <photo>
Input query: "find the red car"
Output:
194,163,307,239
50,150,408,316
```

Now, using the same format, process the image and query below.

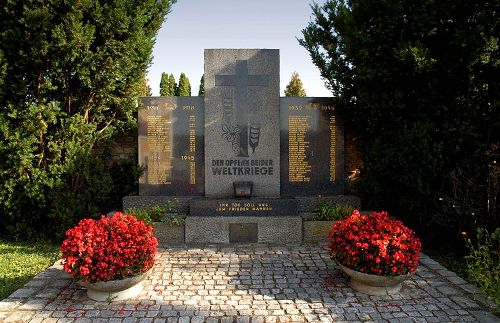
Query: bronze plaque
229,223,258,243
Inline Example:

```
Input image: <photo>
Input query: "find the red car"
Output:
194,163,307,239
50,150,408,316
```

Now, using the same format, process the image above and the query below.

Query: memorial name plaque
280,97,344,196
138,96,204,195
204,49,280,197
229,223,258,243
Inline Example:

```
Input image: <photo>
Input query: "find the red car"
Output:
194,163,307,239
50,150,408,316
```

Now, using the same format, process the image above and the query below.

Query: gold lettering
146,114,172,184
330,115,336,182
288,115,312,182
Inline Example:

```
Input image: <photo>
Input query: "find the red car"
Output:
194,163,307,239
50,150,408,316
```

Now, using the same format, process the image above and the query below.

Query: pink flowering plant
328,210,422,276
61,212,158,283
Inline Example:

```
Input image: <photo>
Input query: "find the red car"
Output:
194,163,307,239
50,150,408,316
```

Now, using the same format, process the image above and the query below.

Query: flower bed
61,212,158,283
328,210,421,276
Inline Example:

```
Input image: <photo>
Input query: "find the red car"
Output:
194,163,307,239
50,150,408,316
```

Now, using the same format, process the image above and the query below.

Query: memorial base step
185,216,302,244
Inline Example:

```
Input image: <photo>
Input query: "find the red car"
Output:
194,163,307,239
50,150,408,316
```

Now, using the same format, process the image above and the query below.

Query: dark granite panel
280,97,345,196
189,198,299,217
138,96,204,196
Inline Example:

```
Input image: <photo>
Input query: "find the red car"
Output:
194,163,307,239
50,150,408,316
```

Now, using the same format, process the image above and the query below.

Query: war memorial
123,49,361,244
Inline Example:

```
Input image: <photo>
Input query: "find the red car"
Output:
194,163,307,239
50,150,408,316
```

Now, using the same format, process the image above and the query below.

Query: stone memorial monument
124,49,360,244
204,49,280,197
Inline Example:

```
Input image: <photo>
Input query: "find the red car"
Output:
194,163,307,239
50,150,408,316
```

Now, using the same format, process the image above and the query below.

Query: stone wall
92,128,138,165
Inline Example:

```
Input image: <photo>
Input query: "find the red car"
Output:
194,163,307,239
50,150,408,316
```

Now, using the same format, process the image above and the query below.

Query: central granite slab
189,198,298,217
204,49,280,197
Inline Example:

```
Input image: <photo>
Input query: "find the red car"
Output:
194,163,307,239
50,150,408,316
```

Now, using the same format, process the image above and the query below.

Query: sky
148,0,331,97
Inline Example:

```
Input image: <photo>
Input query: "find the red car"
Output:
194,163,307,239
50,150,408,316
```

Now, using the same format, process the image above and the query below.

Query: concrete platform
185,216,302,244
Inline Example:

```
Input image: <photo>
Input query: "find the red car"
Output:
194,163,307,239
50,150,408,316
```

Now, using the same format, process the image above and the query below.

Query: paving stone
56,318,77,323
436,286,462,296
470,310,499,323
35,288,61,299
0,244,497,322
7,287,38,299
41,319,59,323
4,311,35,322
451,296,482,310
459,283,482,294
73,319,92,323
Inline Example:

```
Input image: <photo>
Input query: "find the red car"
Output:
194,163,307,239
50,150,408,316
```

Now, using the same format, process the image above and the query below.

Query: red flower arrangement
328,210,422,276
61,212,158,283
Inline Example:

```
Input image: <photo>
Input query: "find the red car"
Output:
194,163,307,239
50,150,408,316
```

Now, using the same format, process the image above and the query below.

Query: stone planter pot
82,269,151,302
337,262,411,295
153,223,185,246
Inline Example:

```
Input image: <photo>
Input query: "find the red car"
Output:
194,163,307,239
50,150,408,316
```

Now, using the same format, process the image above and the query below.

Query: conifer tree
168,73,176,96
159,72,169,96
177,73,191,96
198,74,205,96
284,72,307,97
300,0,499,230
140,73,152,96
0,0,175,238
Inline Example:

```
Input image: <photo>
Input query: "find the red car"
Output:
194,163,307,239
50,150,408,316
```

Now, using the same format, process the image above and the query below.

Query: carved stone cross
215,60,269,157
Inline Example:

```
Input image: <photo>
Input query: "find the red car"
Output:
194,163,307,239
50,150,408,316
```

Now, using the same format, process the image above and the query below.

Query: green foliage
464,228,500,305
168,74,177,96
177,73,191,96
0,0,175,240
159,72,170,96
164,214,185,226
140,73,152,97
0,239,60,300
315,199,354,221
300,0,500,232
160,72,177,96
198,74,205,96
436,145,499,234
106,157,144,211
127,202,186,226
284,72,306,97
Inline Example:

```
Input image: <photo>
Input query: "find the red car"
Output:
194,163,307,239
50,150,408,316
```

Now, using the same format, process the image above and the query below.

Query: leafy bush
436,145,499,236
127,202,185,226
0,0,174,241
300,0,499,235
163,214,186,226
0,154,142,241
315,199,354,221
463,228,500,305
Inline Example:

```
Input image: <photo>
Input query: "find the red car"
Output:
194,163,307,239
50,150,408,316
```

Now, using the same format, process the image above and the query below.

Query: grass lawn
0,239,60,300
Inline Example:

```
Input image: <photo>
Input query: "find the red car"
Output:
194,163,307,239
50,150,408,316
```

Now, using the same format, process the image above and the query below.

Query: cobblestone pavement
0,244,498,323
